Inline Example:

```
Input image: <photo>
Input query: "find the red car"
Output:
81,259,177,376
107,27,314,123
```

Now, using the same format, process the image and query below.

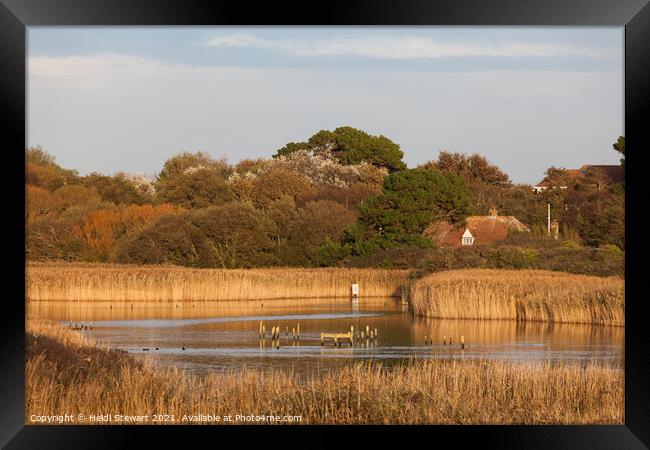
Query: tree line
25,127,625,270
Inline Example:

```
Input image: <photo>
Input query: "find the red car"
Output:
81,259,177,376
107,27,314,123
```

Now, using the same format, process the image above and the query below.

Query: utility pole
547,203,551,237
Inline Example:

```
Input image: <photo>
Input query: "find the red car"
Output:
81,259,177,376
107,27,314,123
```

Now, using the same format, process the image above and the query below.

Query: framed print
1,0,648,448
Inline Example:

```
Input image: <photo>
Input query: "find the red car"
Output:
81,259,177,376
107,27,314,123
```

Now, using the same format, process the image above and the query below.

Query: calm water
28,298,624,377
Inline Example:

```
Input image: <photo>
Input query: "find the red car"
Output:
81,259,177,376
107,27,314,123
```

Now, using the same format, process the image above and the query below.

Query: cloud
28,52,622,184
205,33,613,59
29,54,165,79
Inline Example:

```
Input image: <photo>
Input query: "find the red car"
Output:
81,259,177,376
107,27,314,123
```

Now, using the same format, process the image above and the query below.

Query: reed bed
26,320,623,425
407,269,624,326
26,263,410,302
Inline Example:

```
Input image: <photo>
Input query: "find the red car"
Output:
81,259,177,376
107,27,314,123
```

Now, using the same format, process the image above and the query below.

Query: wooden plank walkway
320,332,353,346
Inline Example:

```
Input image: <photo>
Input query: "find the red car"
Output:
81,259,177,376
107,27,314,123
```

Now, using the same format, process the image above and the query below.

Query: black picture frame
1,0,648,448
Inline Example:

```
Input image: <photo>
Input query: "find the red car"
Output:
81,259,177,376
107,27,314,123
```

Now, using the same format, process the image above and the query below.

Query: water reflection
28,298,624,377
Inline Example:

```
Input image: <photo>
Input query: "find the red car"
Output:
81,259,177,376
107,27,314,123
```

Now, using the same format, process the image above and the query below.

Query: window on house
462,236,474,246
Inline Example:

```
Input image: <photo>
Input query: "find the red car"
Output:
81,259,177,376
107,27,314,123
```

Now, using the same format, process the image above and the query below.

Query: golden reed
26,263,410,302
26,320,623,425
407,269,624,326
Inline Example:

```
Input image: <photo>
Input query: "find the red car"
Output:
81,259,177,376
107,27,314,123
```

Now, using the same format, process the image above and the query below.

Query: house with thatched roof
423,206,529,247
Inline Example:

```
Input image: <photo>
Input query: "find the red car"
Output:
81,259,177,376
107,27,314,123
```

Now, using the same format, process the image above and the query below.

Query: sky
27,27,624,184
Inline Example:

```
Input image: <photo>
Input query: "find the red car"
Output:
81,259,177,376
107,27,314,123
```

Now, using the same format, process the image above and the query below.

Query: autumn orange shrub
25,185,61,223
74,204,179,261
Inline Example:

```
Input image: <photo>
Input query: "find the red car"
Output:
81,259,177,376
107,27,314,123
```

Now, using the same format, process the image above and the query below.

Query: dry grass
407,269,624,326
26,262,410,302
26,320,623,425
26,318,90,347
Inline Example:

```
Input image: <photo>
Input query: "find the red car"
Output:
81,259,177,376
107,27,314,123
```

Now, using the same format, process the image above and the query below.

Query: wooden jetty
320,332,353,347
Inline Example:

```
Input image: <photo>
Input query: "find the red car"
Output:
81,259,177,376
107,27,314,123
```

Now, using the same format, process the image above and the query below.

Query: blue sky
27,27,623,184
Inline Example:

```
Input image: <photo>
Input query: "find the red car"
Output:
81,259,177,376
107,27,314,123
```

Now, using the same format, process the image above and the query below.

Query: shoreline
27,263,624,327
407,269,624,327
26,320,623,425
26,263,410,302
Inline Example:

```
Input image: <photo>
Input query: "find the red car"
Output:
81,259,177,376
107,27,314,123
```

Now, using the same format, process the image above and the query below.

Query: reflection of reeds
26,321,623,425
412,318,624,349
26,263,410,302
27,297,393,322
408,269,624,326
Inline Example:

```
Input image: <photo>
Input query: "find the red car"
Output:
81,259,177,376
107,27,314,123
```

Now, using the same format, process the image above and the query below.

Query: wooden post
259,321,263,338
443,335,446,346
320,333,324,345
374,328,378,338
425,335,428,345
461,335,465,350
449,337,453,346
262,325,266,339
286,326,288,337
292,327,295,340
297,323,300,340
